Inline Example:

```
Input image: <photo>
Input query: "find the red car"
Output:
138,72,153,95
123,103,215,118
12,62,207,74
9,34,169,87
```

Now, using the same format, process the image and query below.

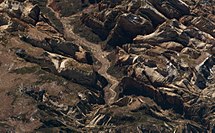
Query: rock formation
0,0,215,132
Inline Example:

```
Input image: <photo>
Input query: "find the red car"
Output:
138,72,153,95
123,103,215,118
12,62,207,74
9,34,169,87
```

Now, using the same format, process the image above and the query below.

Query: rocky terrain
0,0,215,132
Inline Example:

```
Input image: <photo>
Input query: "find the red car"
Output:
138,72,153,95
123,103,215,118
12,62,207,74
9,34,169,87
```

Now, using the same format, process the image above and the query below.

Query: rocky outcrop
0,0,40,25
148,0,190,19
20,36,93,64
134,19,189,45
191,16,215,38
81,13,109,40
106,13,154,46
16,49,98,87
21,3,40,25
1,0,215,132
137,1,167,26
82,0,191,47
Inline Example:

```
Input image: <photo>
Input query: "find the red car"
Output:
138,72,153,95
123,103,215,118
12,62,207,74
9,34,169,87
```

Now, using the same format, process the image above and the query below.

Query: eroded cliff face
0,0,214,132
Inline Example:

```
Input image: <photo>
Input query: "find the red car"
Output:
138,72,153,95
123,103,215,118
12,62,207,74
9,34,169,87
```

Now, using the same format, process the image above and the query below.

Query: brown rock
160,42,184,52
107,13,154,46
134,19,189,45
137,2,167,26
21,3,40,25
148,0,190,19
191,16,215,38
